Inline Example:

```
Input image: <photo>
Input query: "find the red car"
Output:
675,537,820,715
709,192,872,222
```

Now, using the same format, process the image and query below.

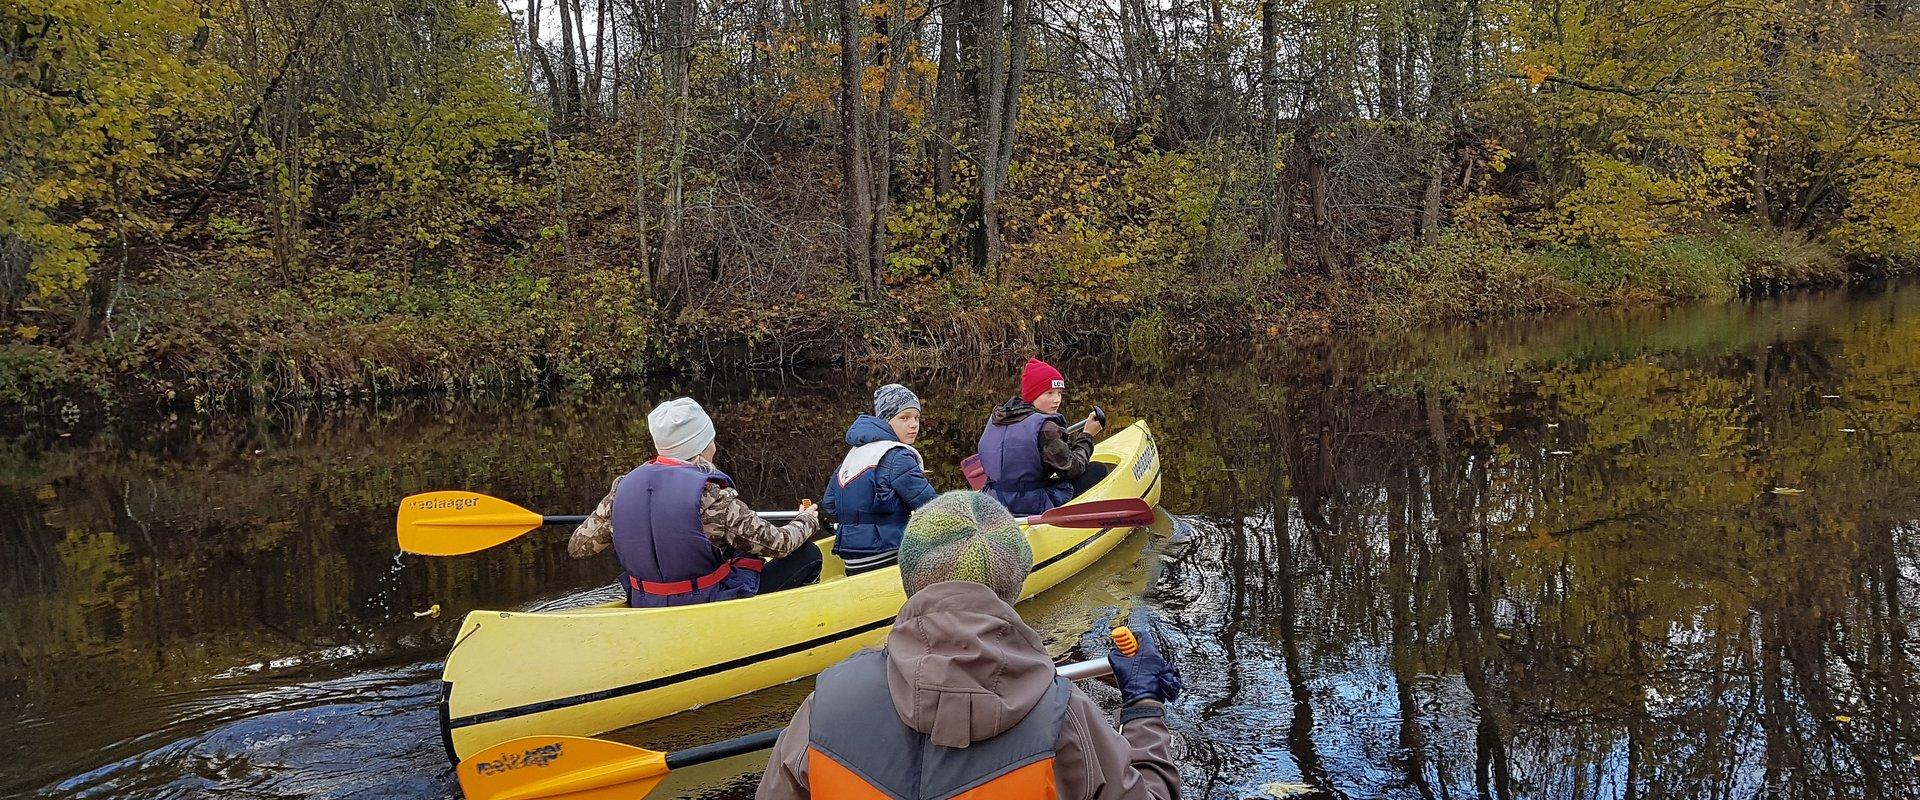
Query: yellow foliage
2,0,231,303
997,95,1213,307
765,23,934,122
1831,134,1920,260
1543,155,1692,250
1488,0,1919,259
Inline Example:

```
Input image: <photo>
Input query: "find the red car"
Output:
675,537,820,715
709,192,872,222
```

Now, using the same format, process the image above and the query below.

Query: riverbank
0,222,1894,415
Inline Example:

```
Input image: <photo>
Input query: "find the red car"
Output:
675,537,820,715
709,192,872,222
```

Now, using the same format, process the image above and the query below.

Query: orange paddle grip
1111,626,1139,657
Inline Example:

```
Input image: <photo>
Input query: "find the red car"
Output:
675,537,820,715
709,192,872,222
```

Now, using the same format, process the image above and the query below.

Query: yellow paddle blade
396,491,546,556
458,735,670,800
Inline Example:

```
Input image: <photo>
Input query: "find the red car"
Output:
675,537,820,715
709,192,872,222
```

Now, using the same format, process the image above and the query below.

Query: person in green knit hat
759,491,1183,799
894,490,1033,600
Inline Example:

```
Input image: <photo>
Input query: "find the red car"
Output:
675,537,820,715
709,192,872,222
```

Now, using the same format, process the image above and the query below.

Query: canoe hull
440,421,1162,763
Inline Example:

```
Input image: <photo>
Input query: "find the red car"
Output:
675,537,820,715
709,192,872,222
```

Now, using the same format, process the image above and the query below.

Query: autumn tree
2,0,226,330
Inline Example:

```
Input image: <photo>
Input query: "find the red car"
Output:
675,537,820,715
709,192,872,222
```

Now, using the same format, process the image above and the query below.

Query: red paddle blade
1026,498,1156,529
961,455,988,490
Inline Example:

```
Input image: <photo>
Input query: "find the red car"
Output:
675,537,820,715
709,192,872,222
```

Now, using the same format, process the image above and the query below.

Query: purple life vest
978,409,1076,515
611,459,762,607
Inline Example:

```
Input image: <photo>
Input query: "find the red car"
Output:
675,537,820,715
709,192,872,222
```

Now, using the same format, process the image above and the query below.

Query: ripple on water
46,665,456,800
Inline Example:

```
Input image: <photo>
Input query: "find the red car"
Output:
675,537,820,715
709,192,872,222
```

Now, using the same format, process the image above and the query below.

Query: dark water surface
5,283,1919,799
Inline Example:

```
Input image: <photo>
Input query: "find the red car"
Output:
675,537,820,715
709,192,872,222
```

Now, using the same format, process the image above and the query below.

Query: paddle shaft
538,511,803,526
542,506,1125,528
656,657,1114,772
1063,405,1105,435
664,728,783,770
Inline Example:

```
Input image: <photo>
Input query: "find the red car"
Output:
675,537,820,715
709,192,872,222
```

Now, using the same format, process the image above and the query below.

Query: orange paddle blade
1025,498,1157,529
396,491,547,556
458,735,669,800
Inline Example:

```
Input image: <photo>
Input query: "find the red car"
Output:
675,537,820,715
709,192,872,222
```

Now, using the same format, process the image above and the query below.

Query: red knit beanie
1020,358,1066,404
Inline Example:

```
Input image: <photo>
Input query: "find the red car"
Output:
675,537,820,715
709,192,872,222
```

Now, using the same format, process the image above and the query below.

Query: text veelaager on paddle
413,497,480,511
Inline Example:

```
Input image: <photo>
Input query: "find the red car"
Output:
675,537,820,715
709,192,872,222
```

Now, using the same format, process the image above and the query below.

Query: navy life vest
828,416,926,565
610,459,762,607
978,409,1075,515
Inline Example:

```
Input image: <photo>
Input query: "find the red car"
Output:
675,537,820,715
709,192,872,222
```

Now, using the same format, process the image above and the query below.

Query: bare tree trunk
1309,144,1335,272
633,51,653,295
1378,0,1401,118
557,0,585,118
994,0,1030,181
658,0,692,298
868,0,911,293
608,7,620,120
499,0,533,91
1400,5,1419,118
838,0,875,298
589,0,609,118
1421,0,1468,244
974,0,1006,275
1302,73,1335,270
1205,0,1229,134
1419,149,1446,245
528,0,564,118
932,13,959,201
1258,0,1281,247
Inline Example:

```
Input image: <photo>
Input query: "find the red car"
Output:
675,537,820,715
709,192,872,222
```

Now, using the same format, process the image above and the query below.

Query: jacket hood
845,414,902,447
989,397,1041,426
883,581,1056,748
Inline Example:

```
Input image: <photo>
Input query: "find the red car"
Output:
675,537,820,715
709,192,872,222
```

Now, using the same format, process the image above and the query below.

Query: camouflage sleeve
1039,418,1094,479
700,483,822,559
568,475,622,559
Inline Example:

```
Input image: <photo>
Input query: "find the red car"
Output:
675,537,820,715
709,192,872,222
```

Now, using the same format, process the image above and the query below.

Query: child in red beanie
975,358,1112,514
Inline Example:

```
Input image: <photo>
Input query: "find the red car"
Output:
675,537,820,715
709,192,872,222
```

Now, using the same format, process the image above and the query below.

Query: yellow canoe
438,421,1164,763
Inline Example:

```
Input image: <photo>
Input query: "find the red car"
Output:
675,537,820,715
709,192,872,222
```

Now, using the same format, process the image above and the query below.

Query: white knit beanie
647,397,716,460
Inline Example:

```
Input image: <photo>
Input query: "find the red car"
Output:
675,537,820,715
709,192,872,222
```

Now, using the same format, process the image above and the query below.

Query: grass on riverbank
1340,225,1851,331
0,224,1892,414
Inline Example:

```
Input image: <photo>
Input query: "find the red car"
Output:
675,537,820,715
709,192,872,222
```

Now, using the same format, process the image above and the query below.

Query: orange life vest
805,650,1069,799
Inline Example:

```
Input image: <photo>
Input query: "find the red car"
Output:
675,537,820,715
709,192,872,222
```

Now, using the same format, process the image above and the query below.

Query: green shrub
1720,226,1846,289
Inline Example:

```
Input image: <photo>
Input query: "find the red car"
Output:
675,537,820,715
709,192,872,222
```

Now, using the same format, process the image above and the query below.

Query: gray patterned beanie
874,383,921,421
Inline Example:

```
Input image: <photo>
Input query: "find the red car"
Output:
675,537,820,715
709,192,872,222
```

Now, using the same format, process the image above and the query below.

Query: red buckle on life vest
632,557,765,596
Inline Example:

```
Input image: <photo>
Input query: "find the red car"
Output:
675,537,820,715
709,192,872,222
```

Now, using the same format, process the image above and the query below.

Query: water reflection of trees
1148,301,1920,798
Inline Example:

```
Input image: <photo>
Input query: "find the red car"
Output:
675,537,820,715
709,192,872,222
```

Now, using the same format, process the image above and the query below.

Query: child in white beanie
568,397,823,605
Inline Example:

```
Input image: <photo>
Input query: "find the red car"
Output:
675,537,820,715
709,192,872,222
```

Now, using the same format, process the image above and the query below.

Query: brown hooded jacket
757,581,1179,799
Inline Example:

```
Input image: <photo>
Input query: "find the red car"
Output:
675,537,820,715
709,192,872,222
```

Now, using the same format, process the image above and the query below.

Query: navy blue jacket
822,415,939,560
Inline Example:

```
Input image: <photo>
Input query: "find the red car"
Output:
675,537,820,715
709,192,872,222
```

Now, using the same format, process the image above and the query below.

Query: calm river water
4,283,1919,799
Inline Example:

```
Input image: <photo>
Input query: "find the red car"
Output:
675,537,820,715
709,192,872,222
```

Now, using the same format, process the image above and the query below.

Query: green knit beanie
898,491,1033,604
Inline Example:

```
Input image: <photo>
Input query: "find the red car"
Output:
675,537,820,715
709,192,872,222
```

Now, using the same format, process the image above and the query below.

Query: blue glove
1107,626,1181,706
